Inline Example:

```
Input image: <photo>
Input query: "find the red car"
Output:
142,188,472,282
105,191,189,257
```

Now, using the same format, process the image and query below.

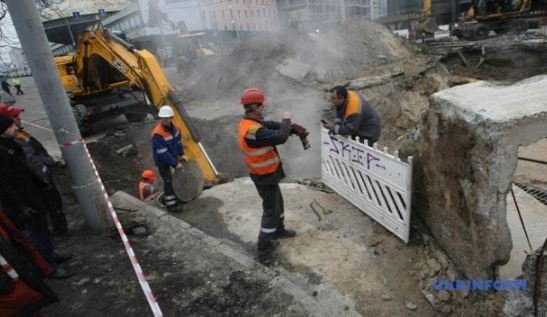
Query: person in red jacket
0,210,58,316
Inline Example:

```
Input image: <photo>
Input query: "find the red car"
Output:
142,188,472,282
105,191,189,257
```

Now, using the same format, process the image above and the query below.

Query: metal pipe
519,156,547,166
6,0,111,230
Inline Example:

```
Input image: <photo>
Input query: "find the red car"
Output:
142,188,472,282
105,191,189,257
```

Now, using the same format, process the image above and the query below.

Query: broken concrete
413,75,547,279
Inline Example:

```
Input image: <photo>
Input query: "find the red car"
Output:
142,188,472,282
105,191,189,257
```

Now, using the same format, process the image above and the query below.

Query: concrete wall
413,76,547,279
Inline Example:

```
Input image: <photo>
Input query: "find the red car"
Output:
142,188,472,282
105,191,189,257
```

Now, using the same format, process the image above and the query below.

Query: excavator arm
73,28,220,187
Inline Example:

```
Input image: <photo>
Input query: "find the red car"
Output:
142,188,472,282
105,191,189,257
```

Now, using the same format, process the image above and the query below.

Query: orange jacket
238,118,281,175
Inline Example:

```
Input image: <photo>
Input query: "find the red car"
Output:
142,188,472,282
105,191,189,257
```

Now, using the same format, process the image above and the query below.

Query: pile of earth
177,18,451,151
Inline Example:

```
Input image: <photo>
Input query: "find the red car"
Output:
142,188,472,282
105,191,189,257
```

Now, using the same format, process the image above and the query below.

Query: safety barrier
321,129,413,243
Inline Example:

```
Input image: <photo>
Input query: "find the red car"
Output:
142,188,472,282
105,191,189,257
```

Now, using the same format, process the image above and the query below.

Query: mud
441,46,547,83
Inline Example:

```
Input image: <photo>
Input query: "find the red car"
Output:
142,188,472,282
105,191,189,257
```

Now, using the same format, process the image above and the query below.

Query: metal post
6,0,111,230
339,0,346,22
64,17,77,48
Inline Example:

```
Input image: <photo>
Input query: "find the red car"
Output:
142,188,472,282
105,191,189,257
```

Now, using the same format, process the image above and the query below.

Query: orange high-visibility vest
138,181,156,201
238,118,280,175
343,91,362,119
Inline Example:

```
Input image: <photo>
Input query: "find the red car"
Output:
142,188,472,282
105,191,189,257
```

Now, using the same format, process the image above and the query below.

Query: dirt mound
181,18,430,102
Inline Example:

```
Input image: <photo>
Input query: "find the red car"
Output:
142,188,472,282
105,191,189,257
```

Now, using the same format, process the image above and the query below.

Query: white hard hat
158,105,175,118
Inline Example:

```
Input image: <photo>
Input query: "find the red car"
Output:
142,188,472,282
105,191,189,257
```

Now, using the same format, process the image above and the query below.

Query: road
11,76,130,160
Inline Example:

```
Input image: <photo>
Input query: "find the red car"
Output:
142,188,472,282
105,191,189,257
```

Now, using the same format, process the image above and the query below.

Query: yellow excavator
55,28,221,199
452,0,547,40
416,0,440,37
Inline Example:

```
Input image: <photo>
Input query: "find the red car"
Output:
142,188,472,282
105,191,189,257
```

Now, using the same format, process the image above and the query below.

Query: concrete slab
414,75,547,279
109,191,362,317
180,178,445,316
433,75,547,124
500,185,547,279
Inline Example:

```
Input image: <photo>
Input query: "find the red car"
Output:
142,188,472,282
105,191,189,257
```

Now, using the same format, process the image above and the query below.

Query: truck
55,28,221,200
452,0,547,40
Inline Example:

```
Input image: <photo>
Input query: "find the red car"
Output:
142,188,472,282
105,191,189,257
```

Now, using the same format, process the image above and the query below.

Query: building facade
276,0,387,31
205,0,280,31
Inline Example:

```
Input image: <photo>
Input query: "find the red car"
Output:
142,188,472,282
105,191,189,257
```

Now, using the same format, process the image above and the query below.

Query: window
245,10,248,17
224,25,228,30
257,10,260,17
251,10,254,17
238,10,240,18
262,0,264,4
236,0,239,3
269,9,271,17
243,0,245,3
263,8,266,16
240,24,243,30
222,10,225,18
246,23,249,30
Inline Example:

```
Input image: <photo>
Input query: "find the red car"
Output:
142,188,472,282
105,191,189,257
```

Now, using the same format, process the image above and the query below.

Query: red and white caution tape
75,138,163,317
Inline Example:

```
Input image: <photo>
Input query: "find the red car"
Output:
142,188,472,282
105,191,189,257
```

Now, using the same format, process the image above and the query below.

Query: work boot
47,266,75,279
167,204,184,213
273,228,296,240
256,240,279,264
52,251,73,264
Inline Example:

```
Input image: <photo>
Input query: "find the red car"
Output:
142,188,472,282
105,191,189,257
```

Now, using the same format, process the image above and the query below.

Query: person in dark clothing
0,106,68,236
151,105,184,212
238,87,304,263
324,86,382,146
0,115,73,279
1,81,12,97
0,210,58,316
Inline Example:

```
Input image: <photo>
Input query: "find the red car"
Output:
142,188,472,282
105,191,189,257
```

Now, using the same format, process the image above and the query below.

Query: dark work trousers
254,182,285,249
157,164,178,208
20,213,59,270
41,184,68,235
15,85,23,95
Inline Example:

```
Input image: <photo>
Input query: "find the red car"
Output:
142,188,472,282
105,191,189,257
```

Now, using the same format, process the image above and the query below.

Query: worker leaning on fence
238,87,298,263
323,85,382,146
151,105,184,212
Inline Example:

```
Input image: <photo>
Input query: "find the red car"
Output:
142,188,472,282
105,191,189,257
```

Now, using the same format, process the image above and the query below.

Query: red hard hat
0,105,24,118
141,169,156,180
240,87,265,106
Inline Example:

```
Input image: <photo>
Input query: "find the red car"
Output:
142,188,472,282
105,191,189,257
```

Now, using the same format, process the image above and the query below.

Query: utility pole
6,0,111,230
339,0,346,22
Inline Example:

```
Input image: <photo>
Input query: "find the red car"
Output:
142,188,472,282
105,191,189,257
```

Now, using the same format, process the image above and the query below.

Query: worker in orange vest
138,169,159,201
238,87,304,263
323,85,381,146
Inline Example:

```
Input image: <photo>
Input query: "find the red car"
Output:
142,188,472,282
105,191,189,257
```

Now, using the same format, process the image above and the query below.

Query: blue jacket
151,123,183,168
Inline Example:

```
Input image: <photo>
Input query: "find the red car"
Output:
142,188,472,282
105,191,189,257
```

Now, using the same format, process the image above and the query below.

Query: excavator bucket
416,17,440,35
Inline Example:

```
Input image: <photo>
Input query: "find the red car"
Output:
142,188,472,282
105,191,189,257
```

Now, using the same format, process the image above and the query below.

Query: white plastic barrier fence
321,129,413,243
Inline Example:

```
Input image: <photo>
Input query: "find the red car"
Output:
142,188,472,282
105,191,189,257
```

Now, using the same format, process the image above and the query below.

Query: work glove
290,123,308,136
290,123,311,150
